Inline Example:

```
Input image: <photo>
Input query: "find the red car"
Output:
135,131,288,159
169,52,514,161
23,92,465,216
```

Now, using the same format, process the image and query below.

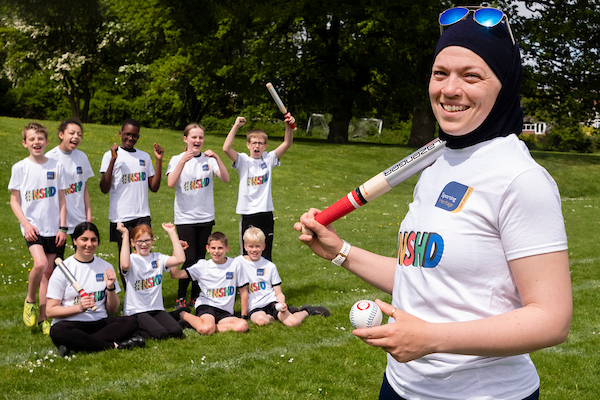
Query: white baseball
349,300,383,329
275,303,284,312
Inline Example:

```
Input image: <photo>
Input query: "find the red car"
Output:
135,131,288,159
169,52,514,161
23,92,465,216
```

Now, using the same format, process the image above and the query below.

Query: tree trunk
408,97,436,147
327,102,352,143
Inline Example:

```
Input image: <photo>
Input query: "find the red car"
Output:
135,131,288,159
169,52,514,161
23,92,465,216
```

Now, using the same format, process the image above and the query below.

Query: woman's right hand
294,208,344,261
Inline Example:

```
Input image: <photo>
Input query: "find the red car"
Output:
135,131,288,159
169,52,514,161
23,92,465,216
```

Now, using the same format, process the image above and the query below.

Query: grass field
1,116,599,399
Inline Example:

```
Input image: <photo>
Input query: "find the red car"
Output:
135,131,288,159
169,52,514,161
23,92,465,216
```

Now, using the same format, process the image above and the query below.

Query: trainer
296,6,571,400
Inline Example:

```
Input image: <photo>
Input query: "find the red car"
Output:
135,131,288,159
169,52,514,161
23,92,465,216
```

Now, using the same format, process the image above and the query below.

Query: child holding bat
237,227,329,327
117,222,186,340
222,114,295,261
46,222,144,356
9,123,68,334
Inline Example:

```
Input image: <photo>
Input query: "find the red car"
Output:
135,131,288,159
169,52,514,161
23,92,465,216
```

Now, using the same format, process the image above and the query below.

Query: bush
543,124,592,153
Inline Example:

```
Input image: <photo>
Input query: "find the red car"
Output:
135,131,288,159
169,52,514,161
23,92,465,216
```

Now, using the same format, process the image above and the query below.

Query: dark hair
121,118,141,131
72,222,100,246
58,119,83,138
207,231,228,246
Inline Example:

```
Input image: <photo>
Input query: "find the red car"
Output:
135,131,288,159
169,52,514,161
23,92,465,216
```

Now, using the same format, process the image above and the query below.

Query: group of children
9,114,329,356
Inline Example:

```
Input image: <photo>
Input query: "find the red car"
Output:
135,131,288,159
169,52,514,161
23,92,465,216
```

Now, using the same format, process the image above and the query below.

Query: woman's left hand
352,299,435,363
105,268,116,289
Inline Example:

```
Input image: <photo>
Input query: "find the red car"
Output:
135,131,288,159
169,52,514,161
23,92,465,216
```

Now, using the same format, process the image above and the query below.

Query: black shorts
26,235,63,255
109,216,152,243
195,305,235,323
248,301,279,320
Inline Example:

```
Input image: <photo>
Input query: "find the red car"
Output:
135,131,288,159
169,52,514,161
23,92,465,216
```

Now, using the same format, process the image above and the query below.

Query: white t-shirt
8,157,68,237
186,257,247,314
166,152,220,224
232,151,280,214
235,255,281,311
46,147,94,234
387,135,568,400
100,148,155,222
122,252,170,316
47,255,121,325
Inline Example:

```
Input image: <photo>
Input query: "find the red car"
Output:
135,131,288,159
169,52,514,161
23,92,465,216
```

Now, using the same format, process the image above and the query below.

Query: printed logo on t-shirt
77,166,83,174
260,162,267,169
121,172,147,184
24,186,57,202
256,269,264,276
398,231,444,269
246,172,269,186
134,274,162,291
248,281,267,293
205,286,235,298
226,272,234,279
64,181,83,196
96,273,104,282
139,159,146,166
47,171,55,180
435,181,473,213
151,260,158,269
202,163,209,171
183,178,210,191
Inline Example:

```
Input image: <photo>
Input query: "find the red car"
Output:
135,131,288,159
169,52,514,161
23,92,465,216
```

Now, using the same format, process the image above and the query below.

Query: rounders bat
54,257,97,311
266,82,296,130
304,138,447,233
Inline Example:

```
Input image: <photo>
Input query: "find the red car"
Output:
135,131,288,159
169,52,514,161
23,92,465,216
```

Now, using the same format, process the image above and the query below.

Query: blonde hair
246,129,268,143
22,122,48,141
243,226,265,244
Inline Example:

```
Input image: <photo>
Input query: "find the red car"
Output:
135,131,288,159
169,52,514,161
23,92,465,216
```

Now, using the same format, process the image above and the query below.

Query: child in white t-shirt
9,123,68,333
171,232,248,335
222,114,295,261
238,227,329,327
117,222,186,339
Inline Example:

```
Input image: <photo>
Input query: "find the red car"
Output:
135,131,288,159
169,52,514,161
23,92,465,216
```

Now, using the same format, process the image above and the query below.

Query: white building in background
522,122,547,135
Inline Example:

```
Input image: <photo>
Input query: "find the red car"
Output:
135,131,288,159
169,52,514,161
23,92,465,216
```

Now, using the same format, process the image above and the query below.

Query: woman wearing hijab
295,7,571,400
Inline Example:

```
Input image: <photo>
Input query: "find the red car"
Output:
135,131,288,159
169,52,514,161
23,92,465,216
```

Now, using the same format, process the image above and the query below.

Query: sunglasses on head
439,6,516,46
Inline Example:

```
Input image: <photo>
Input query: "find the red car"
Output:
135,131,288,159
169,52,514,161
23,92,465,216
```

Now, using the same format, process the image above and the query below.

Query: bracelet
331,240,351,266
106,286,116,292
59,226,68,233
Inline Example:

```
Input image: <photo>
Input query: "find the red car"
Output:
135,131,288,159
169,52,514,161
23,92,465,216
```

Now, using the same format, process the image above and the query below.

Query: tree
0,0,122,122
508,0,600,129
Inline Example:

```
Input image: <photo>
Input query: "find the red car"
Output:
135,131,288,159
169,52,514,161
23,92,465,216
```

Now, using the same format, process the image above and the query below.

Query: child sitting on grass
237,227,330,327
170,232,249,335
117,222,186,339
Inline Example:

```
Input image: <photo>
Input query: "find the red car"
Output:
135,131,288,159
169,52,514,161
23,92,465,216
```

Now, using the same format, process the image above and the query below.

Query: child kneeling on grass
117,222,186,340
170,232,249,335
238,227,330,327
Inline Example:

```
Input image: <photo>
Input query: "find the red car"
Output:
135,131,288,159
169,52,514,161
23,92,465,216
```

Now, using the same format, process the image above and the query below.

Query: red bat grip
283,112,296,130
314,190,363,227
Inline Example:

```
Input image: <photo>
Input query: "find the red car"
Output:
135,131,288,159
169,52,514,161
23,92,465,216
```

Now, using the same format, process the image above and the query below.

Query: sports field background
1,116,599,399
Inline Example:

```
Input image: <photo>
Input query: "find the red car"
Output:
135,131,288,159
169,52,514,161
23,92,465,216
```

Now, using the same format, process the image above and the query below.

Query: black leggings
176,223,213,300
378,372,540,400
50,316,138,352
240,212,274,261
134,310,182,339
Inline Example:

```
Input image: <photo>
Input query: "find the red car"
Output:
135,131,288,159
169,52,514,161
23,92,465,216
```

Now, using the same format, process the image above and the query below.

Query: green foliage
544,124,592,153
1,116,600,398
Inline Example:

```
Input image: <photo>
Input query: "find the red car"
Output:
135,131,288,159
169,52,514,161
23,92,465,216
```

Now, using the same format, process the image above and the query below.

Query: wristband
59,226,68,233
106,286,116,292
331,240,351,266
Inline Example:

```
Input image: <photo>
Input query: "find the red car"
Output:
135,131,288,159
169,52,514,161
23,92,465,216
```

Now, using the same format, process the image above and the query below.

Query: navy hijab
434,15,523,149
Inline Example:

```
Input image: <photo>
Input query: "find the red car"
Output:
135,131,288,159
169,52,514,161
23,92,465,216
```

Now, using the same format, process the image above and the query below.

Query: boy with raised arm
222,115,294,261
